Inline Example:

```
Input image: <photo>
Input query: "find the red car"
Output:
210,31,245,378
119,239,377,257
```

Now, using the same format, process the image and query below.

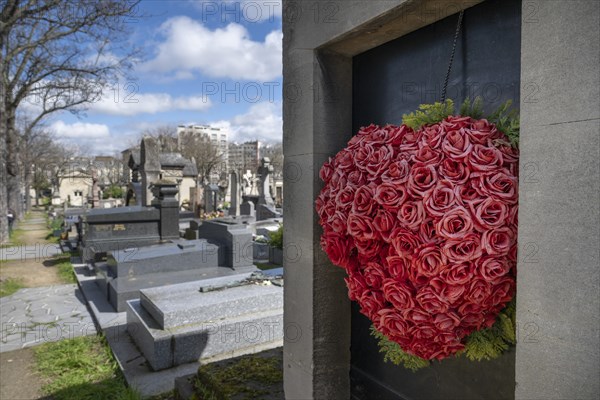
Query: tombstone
91,167,100,208
140,137,161,206
256,158,281,221
203,184,219,213
150,180,179,241
196,219,253,269
228,171,241,216
240,198,255,217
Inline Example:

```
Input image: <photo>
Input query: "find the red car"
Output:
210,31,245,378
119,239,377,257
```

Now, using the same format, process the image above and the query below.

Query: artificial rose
316,114,519,361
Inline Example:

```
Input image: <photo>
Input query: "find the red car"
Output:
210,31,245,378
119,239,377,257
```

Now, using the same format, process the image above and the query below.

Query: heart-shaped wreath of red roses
316,99,519,368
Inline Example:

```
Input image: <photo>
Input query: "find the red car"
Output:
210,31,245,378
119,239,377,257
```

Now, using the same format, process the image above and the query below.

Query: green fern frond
370,326,430,371
487,100,520,148
459,96,484,119
402,99,455,130
463,300,516,361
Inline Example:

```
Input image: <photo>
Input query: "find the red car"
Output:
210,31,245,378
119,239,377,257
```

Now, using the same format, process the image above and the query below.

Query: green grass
254,262,280,271
0,228,26,248
53,253,77,284
34,335,141,400
0,277,25,297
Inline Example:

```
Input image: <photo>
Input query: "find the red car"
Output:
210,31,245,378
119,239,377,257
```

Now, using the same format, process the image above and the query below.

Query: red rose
424,180,456,217
319,158,334,183
359,290,386,320
407,164,438,197
334,186,355,210
377,308,412,339
482,227,514,256
430,277,465,305
468,144,503,172
390,228,421,256
375,182,407,210
472,169,518,204
351,185,376,215
382,279,415,310
321,234,352,268
436,206,473,239
347,170,367,188
385,124,411,146
397,200,425,231
354,143,375,172
443,115,471,130
433,312,461,332
366,145,394,176
438,158,470,184
440,262,474,285
467,119,500,144
381,159,411,185
442,233,483,262
327,210,348,234
416,286,450,314
465,278,492,304
345,270,368,301
412,145,443,165
418,218,438,244
412,244,447,278
347,213,376,240
373,209,396,242
420,124,444,149
442,128,472,159
472,198,509,231
334,149,355,171
385,255,411,281
477,256,511,283
355,238,383,260
489,276,515,306
363,262,388,289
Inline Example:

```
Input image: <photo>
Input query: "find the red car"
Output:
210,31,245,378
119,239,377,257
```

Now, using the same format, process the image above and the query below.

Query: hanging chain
441,10,465,102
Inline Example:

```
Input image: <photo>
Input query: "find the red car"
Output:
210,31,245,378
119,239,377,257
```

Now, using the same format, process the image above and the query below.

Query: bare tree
138,125,179,153
179,132,227,185
0,0,141,243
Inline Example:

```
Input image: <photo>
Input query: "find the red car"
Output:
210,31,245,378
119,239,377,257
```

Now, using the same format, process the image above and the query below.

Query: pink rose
440,262,474,285
433,312,461,332
385,125,411,146
420,124,445,149
418,218,438,244
412,145,443,165
347,170,367,188
334,149,355,171
390,228,421,256
358,290,386,320
319,158,334,183
377,308,412,339
467,119,500,144
416,286,450,314
472,169,518,204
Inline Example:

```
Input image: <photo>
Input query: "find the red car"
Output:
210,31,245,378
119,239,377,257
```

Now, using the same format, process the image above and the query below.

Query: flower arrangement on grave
315,98,519,370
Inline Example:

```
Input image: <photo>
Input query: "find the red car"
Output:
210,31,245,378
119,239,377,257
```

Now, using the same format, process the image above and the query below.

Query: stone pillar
140,137,161,206
151,180,180,241
516,1,599,399
229,171,240,216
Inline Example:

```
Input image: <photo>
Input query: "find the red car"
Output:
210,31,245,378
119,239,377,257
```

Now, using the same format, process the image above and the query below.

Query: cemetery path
0,284,97,353
1,209,61,262
0,348,43,400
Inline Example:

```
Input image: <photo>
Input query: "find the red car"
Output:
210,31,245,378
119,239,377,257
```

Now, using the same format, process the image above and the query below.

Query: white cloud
89,91,212,116
50,121,110,139
211,101,281,142
141,17,282,81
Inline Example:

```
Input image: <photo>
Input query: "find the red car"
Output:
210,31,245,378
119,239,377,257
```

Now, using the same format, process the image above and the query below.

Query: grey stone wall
516,1,600,399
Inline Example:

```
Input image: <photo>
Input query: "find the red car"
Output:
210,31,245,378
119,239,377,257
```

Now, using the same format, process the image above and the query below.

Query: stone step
140,276,283,329
107,265,259,312
127,296,283,371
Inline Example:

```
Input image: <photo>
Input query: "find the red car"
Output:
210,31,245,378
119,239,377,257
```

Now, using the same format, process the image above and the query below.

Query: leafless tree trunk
0,0,142,243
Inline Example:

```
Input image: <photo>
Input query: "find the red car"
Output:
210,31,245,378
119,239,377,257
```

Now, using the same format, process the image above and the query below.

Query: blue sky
45,0,283,155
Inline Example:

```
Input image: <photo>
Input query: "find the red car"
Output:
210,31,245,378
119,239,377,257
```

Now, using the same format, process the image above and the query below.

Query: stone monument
256,158,281,221
228,171,241,217
140,137,161,206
